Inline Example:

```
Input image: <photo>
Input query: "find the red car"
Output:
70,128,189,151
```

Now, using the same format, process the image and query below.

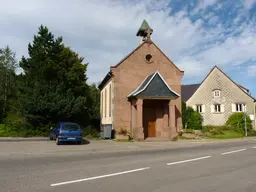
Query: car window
61,123,80,131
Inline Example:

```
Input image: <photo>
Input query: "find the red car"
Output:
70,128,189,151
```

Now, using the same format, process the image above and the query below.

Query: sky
0,0,256,95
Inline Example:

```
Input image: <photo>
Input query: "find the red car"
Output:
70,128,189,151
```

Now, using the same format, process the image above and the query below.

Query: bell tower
136,20,153,44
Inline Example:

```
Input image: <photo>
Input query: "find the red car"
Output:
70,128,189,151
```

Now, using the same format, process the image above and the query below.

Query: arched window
213,90,220,98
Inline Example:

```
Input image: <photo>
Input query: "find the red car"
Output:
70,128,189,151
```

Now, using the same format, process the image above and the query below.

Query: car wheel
56,137,60,145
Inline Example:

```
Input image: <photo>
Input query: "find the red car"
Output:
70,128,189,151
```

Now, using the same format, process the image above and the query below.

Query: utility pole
244,104,247,136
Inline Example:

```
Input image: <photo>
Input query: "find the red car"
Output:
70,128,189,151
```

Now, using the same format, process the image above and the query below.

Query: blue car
50,122,83,145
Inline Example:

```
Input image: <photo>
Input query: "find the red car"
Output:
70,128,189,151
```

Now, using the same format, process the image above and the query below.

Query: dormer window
213,90,220,98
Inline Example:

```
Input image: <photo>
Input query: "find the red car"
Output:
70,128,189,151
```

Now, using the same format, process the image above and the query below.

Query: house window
196,105,202,113
214,104,221,113
236,104,243,112
109,84,111,117
214,90,220,98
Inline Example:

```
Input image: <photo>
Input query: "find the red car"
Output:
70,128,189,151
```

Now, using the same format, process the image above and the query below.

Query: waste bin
100,124,112,139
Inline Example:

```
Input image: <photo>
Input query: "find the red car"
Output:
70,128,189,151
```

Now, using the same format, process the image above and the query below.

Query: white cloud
243,0,256,10
191,0,219,15
0,0,255,85
248,65,256,77
208,15,219,25
176,57,210,76
203,12,215,20
194,30,256,67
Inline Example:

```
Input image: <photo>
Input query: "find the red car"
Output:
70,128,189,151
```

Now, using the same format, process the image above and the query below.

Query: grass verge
207,130,244,139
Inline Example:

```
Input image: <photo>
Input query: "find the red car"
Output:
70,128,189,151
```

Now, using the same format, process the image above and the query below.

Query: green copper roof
136,20,153,36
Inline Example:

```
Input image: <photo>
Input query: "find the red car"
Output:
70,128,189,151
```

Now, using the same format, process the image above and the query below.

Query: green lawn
206,131,244,139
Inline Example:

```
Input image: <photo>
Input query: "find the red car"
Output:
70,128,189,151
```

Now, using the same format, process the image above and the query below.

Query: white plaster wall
100,79,114,124
186,67,255,128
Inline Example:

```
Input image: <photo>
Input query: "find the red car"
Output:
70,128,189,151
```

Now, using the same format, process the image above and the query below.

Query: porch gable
128,71,179,99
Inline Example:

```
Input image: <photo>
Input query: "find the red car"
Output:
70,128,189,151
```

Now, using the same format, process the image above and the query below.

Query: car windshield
61,123,80,131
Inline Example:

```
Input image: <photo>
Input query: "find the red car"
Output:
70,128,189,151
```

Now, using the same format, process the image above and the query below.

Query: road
1,139,256,192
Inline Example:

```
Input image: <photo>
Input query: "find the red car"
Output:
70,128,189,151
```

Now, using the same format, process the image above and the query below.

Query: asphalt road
1,139,256,192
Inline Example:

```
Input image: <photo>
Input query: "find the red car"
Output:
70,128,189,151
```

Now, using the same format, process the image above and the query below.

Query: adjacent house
182,66,256,128
98,20,184,140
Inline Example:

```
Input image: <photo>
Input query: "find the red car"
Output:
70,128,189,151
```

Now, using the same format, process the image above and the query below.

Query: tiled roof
181,84,200,102
128,72,180,98
182,83,251,102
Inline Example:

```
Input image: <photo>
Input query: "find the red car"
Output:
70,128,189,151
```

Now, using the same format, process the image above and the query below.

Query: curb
0,136,255,143
0,137,48,142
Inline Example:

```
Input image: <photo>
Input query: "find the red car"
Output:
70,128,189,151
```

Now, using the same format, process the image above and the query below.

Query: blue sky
0,0,255,95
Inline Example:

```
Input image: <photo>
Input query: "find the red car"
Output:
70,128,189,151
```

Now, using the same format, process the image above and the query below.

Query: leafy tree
88,83,100,119
19,25,92,131
226,112,252,132
0,46,18,122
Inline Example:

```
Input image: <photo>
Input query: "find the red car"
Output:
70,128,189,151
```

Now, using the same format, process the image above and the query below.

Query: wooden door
148,121,156,137
143,104,156,138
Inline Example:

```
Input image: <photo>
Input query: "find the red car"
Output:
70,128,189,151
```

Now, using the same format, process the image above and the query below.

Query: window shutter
193,105,197,111
243,104,247,112
202,105,206,113
231,104,236,112
211,105,214,113
221,104,224,113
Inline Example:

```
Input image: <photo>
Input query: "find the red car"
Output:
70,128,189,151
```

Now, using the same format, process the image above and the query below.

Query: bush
225,112,252,133
209,127,224,135
187,111,203,130
4,112,25,130
2,112,53,137
82,125,100,138
248,129,256,136
202,125,231,134
201,125,247,138
182,104,203,130
117,128,128,135
182,106,194,128
183,129,195,134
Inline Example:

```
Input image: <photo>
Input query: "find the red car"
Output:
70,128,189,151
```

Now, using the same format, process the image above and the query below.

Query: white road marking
221,148,247,155
51,167,150,187
166,156,212,166
252,146,256,149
